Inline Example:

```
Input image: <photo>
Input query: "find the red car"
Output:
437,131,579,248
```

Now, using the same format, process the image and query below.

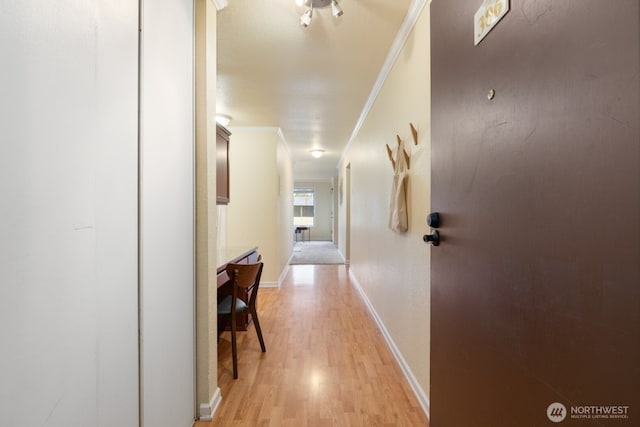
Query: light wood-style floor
196,264,428,427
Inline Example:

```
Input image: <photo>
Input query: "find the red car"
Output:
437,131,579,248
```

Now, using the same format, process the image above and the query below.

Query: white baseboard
261,280,278,288
257,255,293,289
348,269,430,419
198,387,222,421
278,262,291,287
337,248,350,265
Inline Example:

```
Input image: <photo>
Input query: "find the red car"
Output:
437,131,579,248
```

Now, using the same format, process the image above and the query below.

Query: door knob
423,230,440,246
427,212,441,228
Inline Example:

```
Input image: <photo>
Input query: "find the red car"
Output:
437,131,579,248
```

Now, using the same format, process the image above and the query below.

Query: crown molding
338,0,428,170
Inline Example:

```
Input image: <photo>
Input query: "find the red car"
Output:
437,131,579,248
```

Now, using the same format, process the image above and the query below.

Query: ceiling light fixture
331,0,343,17
310,149,325,158
211,0,228,11
300,7,313,28
215,114,231,127
297,0,343,27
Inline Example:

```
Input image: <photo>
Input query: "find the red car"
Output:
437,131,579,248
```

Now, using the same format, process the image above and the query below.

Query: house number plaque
474,0,509,45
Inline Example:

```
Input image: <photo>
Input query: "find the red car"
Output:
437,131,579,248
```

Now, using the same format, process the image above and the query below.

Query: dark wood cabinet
216,124,231,205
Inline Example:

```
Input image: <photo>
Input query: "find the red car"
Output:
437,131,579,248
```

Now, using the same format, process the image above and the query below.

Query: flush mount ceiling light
297,0,343,27
310,149,325,158
215,114,231,127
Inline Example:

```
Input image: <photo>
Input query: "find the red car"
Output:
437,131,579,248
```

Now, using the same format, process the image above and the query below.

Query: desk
217,245,259,288
217,245,258,331
294,226,310,242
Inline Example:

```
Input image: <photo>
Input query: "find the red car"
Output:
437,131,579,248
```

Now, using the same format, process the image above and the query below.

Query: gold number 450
478,1,504,35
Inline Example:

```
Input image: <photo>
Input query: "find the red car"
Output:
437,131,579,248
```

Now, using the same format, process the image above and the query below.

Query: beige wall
277,140,294,278
195,0,219,415
226,128,293,285
294,180,333,241
338,4,431,410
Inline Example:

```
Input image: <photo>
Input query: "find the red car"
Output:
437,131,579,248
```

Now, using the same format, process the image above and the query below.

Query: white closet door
139,0,196,426
0,1,140,426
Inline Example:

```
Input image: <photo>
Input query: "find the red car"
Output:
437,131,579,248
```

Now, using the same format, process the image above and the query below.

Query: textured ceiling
217,0,413,180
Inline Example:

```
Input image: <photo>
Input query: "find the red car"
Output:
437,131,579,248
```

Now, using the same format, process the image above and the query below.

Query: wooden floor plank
196,265,428,426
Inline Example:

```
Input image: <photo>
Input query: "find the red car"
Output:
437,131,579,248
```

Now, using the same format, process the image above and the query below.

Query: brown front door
430,1,639,426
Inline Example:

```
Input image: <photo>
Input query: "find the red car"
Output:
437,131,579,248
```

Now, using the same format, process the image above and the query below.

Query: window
293,187,315,227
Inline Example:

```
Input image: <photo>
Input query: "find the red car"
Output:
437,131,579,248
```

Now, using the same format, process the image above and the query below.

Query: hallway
199,265,428,426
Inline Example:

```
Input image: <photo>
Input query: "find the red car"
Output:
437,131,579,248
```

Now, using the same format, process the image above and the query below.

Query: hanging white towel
388,138,409,232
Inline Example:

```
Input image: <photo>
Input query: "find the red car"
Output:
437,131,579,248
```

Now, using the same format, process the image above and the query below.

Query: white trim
191,1,198,420
338,0,428,170
260,264,290,289
278,263,291,287
338,249,349,265
348,269,430,419
211,0,228,12
275,127,293,160
260,280,279,288
198,387,222,421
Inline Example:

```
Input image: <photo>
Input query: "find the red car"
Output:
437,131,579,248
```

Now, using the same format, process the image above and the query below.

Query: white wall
294,180,333,241
338,2,431,414
139,1,195,426
0,1,139,426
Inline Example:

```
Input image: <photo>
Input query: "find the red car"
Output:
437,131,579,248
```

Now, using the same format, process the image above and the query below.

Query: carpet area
289,241,345,265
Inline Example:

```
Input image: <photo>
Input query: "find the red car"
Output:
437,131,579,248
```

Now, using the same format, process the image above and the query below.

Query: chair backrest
226,262,262,288
226,262,263,310
227,261,262,299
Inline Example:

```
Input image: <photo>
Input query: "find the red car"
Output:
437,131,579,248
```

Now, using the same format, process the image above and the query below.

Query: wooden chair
217,261,266,379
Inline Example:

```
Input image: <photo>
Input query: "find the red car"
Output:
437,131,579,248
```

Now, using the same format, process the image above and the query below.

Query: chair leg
251,307,266,353
231,315,238,379
217,315,228,343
